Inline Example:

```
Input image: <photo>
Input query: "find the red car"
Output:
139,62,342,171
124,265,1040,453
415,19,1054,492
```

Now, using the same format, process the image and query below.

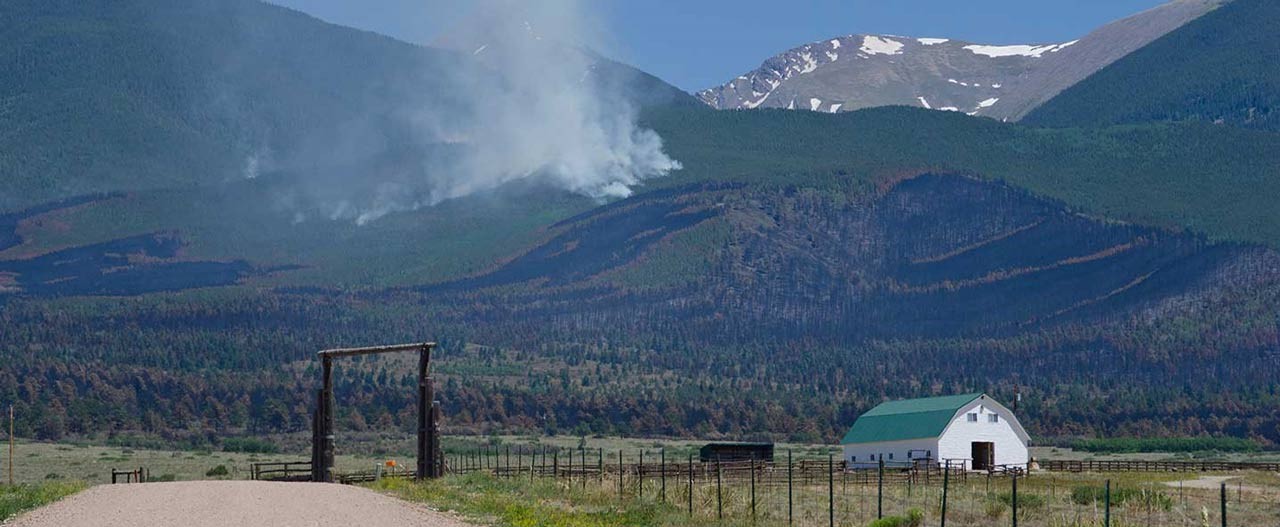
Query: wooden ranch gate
311,342,443,482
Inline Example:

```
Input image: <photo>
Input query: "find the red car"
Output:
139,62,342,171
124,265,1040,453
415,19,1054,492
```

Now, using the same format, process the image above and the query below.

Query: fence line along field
389,444,1280,527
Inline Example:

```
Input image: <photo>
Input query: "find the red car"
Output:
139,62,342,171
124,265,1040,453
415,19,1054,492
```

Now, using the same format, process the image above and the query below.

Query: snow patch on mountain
860,36,904,56
964,41,1078,58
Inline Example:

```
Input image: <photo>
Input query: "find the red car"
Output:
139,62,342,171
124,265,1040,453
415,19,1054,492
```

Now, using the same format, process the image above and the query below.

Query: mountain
1024,0,1278,131
697,34,1075,116
697,0,1221,120
0,0,696,212
984,0,1225,120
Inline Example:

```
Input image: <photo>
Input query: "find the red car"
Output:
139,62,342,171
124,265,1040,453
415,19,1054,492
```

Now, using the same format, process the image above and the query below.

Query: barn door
971,442,994,470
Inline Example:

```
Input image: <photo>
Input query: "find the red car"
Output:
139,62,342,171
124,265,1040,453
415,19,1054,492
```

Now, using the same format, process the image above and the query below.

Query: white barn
840,393,1029,471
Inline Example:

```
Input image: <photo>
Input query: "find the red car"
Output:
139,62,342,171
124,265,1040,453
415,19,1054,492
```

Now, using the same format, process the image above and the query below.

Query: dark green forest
1025,0,1279,131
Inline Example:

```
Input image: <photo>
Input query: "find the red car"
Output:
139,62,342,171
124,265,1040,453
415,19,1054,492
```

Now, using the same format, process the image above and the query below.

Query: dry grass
388,465,1280,527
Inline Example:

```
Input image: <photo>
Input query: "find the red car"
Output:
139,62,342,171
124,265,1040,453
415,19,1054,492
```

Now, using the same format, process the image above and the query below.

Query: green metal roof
840,393,984,445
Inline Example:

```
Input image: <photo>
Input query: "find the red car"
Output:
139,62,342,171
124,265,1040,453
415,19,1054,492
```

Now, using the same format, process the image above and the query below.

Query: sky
267,0,1171,92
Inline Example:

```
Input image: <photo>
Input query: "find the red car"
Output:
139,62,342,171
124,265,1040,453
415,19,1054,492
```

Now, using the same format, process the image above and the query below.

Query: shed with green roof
840,393,1029,471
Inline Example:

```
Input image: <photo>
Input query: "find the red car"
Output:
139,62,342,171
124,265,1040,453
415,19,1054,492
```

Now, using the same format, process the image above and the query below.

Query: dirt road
1164,475,1262,492
4,481,474,527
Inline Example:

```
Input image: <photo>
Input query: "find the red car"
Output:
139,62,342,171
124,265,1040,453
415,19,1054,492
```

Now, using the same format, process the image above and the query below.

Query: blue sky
268,0,1169,92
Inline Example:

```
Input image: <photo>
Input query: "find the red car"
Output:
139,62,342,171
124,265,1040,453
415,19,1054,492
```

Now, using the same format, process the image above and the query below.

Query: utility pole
8,405,14,486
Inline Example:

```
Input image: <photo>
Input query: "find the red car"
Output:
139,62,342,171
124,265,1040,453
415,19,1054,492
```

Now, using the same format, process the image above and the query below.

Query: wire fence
438,447,1280,527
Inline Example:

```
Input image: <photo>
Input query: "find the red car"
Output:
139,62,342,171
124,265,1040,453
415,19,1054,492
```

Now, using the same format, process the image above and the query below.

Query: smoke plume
293,0,682,225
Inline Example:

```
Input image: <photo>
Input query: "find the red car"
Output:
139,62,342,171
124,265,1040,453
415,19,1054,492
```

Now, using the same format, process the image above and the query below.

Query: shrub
996,490,1046,509
868,507,924,527
205,465,230,477
1071,437,1259,454
984,501,1007,520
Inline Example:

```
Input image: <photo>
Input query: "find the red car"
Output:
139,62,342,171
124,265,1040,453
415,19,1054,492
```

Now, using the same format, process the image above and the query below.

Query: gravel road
4,480,475,527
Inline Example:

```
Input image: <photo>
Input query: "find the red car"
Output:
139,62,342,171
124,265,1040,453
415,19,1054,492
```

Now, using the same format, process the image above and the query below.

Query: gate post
319,356,335,482
417,344,439,479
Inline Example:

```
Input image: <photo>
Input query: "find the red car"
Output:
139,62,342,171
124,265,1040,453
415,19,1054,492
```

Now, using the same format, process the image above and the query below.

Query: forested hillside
1024,0,1278,131
0,0,693,212
4,173,1279,446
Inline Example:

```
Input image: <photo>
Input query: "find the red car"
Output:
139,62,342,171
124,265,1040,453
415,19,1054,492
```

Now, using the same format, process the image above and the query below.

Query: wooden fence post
639,450,644,499
1104,480,1111,527
1220,482,1227,527
829,454,835,527
1012,473,1018,527
716,456,723,520
687,453,694,517
660,449,666,503
788,450,794,526
878,458,884,519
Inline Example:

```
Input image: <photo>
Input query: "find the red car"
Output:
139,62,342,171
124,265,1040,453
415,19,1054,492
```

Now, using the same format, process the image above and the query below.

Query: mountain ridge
697,0,1223,120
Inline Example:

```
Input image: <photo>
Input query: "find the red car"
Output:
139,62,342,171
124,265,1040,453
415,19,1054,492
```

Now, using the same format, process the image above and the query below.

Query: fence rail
251,461,313,482
449,453,978,488
111,467,147,484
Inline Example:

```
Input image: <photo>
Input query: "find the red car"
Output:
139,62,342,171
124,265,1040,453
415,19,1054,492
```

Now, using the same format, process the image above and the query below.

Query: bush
867,507,924,527
984,501,1007,520
205,465,230,477
1071,437,1259,454
996,490,1046,509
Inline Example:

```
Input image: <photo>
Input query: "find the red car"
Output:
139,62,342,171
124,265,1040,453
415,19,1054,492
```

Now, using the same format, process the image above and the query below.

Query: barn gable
840,393,983,444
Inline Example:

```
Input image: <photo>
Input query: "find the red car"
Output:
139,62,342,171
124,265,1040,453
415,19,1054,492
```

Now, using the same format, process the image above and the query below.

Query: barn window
967,413,978,422
869,454,875,461
851,456,857,462
888,453,894,460
988,414,999,423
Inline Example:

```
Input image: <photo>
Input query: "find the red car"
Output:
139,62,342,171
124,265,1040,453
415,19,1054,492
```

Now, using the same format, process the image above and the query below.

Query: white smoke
325,0,682,225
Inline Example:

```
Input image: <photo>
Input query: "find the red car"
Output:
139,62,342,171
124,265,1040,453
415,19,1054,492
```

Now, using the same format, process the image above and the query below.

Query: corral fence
422,446,1280,527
